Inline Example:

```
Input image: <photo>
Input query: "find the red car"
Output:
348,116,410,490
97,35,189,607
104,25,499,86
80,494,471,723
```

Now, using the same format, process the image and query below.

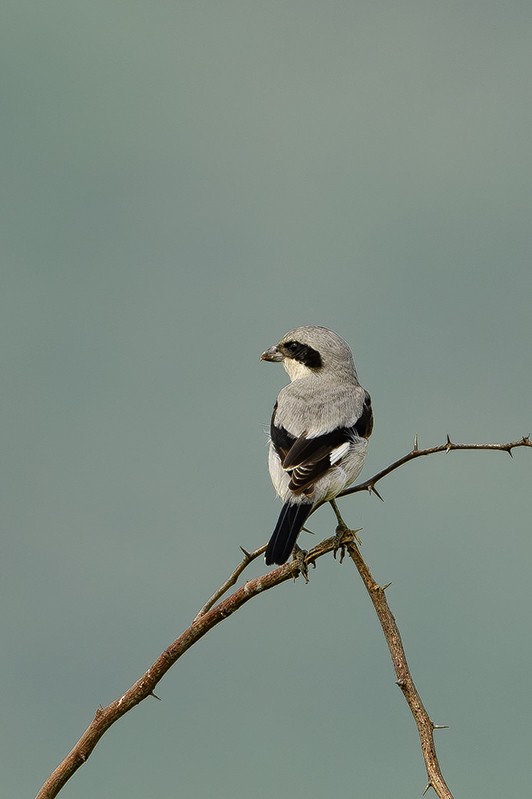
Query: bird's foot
329,499,362,562
333,524,362,563
291,544,310,583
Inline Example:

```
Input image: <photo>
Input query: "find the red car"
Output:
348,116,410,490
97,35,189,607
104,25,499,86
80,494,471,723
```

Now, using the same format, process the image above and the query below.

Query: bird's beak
260,346,283,362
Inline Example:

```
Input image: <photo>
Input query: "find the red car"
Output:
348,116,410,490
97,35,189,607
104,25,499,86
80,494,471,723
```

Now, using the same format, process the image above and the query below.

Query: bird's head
261,325,357,381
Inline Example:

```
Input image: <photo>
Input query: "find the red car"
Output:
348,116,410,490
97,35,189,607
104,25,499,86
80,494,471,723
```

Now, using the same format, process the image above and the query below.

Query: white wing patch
329,442,350,464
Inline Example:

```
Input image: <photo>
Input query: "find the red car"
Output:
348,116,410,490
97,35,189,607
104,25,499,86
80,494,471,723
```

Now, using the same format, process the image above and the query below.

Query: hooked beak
260,345,283,362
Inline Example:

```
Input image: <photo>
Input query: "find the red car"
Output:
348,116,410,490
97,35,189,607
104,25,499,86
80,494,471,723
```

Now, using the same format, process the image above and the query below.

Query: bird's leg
329,499,362,562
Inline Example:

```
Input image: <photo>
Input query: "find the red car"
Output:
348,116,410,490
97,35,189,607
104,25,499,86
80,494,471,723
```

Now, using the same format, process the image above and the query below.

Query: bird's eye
284,341,299,353
281,340,322,368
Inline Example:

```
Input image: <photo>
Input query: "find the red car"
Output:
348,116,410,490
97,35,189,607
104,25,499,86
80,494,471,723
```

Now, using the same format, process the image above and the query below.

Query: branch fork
36,437,531,799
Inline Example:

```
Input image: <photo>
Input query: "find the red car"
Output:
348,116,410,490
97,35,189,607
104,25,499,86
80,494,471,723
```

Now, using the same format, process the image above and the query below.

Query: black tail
265,502,313,566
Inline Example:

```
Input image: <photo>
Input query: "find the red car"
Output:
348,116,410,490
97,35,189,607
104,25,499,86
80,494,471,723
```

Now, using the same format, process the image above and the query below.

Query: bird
260,325,373,566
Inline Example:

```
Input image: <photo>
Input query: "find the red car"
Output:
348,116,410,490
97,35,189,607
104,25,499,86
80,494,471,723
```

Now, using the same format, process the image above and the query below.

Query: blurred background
2,2,531,796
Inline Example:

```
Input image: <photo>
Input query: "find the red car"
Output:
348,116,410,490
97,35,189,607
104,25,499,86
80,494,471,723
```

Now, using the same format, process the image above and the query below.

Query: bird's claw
291,544,310,583
333,525,362,562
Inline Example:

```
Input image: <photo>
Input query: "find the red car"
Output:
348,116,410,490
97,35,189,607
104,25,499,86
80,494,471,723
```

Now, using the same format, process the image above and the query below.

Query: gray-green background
3,2,532,797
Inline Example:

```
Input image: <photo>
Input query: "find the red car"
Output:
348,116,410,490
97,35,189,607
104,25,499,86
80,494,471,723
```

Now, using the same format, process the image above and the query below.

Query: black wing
270,403,296,462
283,426,357,494
354,392,373,439
271,416,356,496
270,392,373,496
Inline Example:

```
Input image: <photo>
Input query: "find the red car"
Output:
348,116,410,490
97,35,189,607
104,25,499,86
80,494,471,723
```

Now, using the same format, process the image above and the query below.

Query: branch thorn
413,433,419,452
149,691,161,701
369,484,384,502
445,434,452,451
239,546,251,559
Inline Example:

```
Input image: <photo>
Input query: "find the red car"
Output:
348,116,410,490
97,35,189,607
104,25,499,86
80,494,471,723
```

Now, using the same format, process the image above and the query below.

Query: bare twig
193,544,265,620
193,437,532,614
35,536,340,799
35,435,531,799
339,435,531,500
343,531,453,798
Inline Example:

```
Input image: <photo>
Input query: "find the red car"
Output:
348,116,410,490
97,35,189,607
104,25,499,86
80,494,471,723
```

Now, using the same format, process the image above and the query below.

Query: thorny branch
339,434,532,501
342,526,453,798
36,437,531,799
192,544,266,622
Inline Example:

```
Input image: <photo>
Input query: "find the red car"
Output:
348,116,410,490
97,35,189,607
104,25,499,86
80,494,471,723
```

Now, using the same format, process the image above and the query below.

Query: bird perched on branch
261,325,373,566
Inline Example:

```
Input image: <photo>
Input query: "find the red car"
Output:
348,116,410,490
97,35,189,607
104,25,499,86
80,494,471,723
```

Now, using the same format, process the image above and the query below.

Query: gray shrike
261,325,373,565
